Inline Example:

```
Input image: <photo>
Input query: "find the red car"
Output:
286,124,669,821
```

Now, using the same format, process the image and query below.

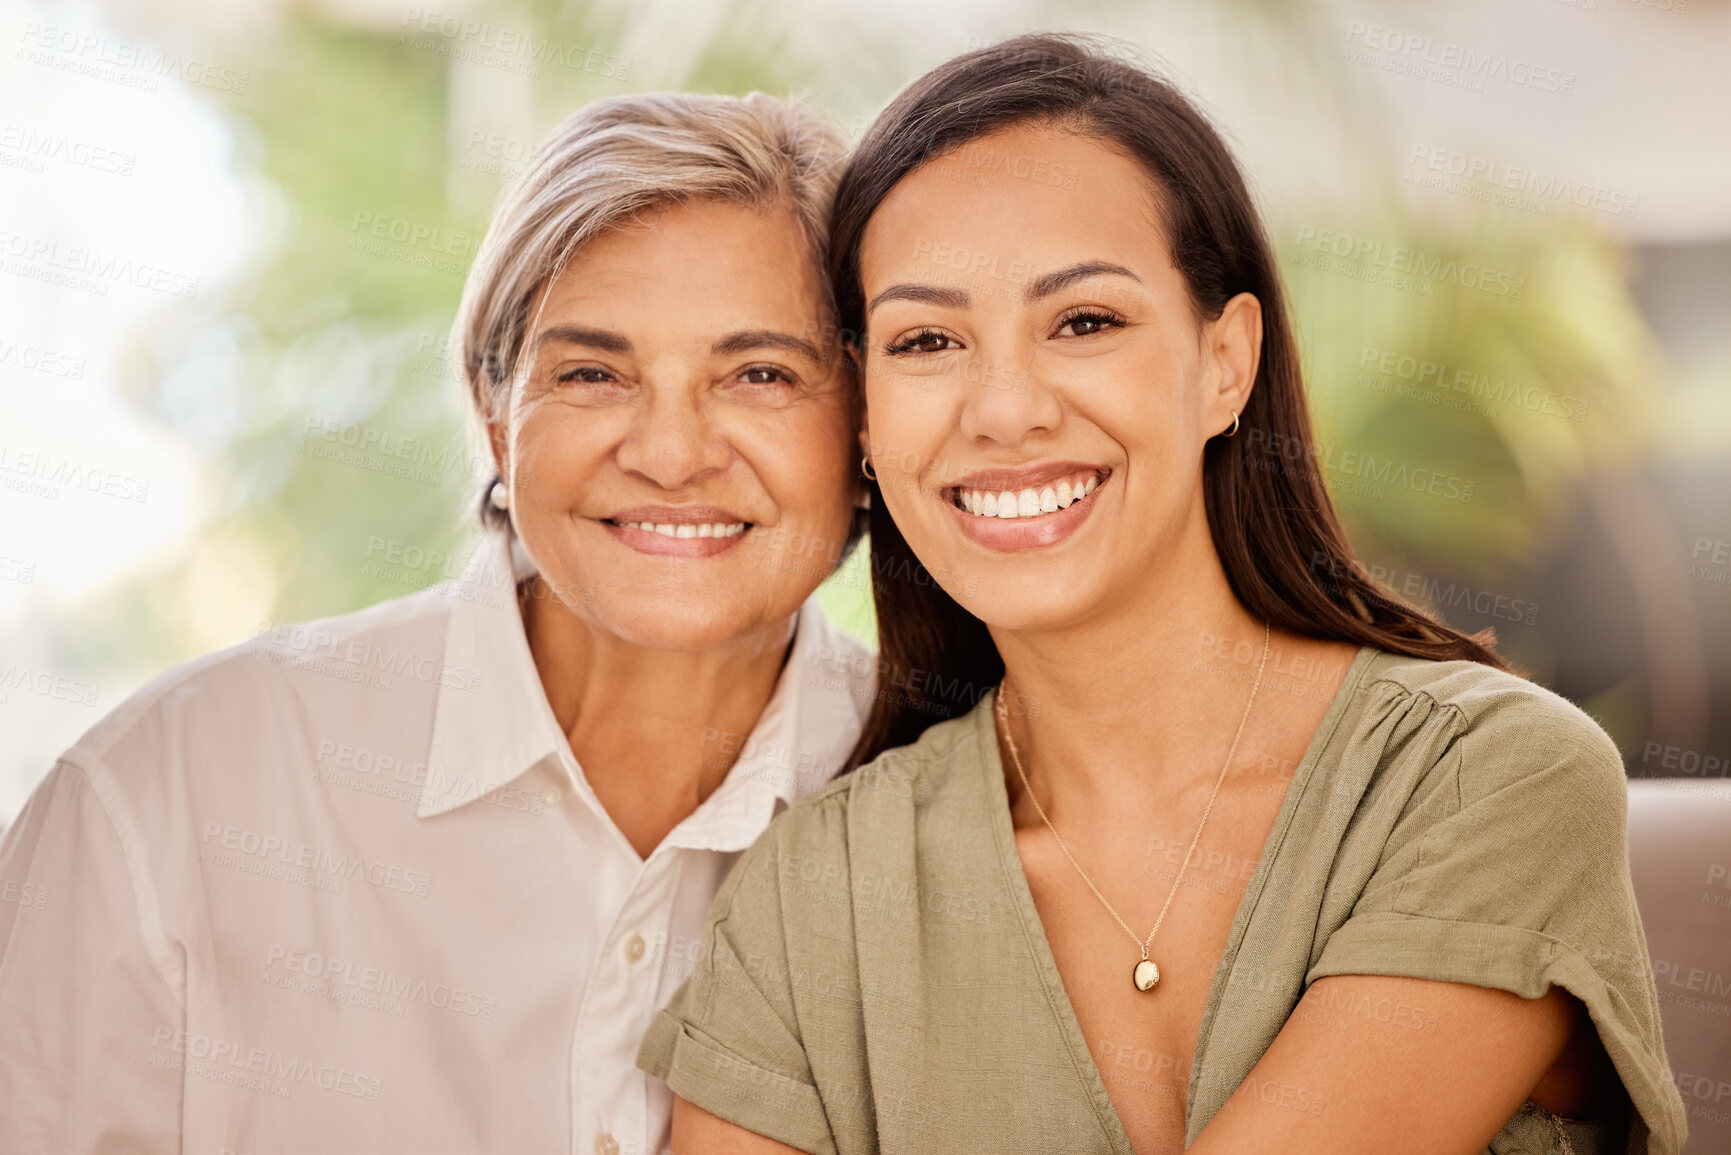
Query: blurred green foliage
96,0,1669,698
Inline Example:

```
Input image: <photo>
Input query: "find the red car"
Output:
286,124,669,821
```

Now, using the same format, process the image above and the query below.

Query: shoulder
815,698,988,815
1365,650,1611,740
61,585,457,778
1357,650,1625,809
787,598,877,723
796,598,873,669
722,701,990,908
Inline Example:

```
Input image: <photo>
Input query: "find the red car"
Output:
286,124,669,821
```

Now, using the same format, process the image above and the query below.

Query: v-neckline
974,644,1381,1152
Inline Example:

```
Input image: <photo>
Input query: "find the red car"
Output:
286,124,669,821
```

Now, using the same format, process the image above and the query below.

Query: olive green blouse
638,646,1688,1154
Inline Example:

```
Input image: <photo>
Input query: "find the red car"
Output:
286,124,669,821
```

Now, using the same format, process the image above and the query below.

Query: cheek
740,406,855,515
864,375,949,470
1073,342,1198,447
509,407,612,491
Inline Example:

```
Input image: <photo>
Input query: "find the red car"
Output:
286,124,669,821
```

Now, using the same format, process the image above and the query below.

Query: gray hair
452,91,849,532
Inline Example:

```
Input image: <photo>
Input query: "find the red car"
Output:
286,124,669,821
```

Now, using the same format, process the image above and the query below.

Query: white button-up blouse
0,534,875,1154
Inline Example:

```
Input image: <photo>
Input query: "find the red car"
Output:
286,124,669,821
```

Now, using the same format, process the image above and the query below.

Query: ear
854,422,873,511
483,379,519,493
1204,291,1262,437
848,343,874,507
486,416,510,483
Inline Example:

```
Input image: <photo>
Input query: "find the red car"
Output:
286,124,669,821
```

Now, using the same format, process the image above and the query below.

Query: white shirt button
595,1133,620,1155
623,932,646,964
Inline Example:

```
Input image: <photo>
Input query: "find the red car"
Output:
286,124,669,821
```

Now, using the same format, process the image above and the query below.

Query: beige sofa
1627,778,1731,1153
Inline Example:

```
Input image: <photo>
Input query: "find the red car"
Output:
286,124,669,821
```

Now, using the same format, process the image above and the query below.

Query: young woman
0,93,872,1154
639,37,1688,1155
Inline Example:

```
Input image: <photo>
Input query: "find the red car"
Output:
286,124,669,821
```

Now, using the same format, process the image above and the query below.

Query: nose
955,346,1063,447
614,380,730,490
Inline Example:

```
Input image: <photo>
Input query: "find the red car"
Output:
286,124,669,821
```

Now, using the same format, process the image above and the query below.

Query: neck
992,503,1266,818
523,579,799,858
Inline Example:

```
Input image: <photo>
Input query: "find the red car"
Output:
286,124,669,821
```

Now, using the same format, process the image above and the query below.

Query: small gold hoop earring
860,455,877,481
1223,410,1240,438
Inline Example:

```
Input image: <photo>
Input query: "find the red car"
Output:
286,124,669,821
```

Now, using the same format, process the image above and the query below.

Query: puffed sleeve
0,760,185,1154
637,804,840,1155
1306,682,1688,1154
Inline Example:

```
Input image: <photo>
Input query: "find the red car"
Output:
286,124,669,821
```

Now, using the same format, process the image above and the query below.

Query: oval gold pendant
1132,959,1160,991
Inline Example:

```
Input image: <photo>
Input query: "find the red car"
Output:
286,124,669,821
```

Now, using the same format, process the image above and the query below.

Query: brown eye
885,328,962,356
558,366,614,384
548,364,633,404
1053,309,1125,339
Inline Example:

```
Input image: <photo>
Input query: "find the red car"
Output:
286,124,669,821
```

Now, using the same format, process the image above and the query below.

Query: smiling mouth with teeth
948,470,1106,520
610,520,748,539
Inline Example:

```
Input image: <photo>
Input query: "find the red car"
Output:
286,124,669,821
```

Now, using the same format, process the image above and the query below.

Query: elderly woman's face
497,201,859,650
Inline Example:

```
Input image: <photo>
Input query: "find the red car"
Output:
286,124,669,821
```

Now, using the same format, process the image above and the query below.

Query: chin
591,596,779,652
946,586,1091,636
948,595,1066,633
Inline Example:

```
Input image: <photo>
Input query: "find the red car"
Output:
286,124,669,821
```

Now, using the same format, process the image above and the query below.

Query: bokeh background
3,0,1728,825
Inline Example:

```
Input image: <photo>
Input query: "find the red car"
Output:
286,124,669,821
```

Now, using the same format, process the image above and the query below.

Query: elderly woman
0,93,871,1154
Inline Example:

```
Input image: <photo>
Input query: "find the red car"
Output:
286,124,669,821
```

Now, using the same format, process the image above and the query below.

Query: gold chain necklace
995,621,1271,993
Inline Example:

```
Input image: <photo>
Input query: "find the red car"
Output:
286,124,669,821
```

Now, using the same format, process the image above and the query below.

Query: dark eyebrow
531,325,632,354
866,283,971,315
711,329,825,363
1024,261,1142,302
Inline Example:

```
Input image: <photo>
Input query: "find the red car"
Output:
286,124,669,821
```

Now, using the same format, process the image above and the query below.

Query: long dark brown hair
834,34,1509,768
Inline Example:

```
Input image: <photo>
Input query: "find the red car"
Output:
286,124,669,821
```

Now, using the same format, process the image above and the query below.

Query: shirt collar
418,534,562,819
418,534,874,837
657,593,872,854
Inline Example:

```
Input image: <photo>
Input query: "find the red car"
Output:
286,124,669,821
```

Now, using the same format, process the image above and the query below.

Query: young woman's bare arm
1189,974,1581,1155
671,1097,813,1155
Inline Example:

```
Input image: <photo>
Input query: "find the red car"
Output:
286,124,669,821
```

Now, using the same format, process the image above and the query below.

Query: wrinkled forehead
519,200,839,361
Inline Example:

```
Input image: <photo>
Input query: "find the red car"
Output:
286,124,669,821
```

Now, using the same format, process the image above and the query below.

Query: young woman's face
858,122,1258,632
495,200,859,651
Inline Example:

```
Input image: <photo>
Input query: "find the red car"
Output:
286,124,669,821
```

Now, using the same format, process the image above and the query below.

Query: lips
947,468,1105,520
602,505,753,557
613,519,745,540
940,465,1110,551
